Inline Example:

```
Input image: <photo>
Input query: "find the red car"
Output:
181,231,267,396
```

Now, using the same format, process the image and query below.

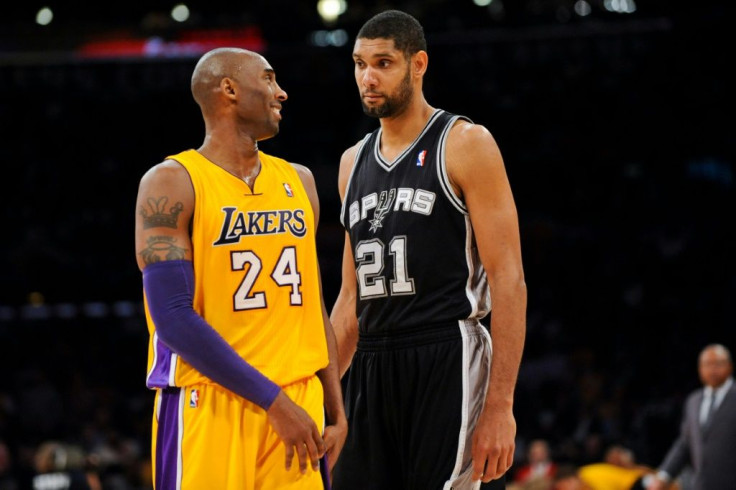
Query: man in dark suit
647,343,735,490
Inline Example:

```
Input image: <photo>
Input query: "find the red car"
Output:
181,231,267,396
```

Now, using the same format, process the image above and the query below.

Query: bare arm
293,163,348,471
135,160,194,269
332,234,359,377
446,122,527,483
329,144,361,378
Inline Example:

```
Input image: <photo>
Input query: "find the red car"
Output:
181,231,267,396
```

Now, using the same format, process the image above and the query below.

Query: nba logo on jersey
189,389,199,408
283,183,294,197
416,150,427,167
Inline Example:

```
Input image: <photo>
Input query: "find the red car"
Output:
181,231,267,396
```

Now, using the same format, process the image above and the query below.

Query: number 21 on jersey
355,236,415,299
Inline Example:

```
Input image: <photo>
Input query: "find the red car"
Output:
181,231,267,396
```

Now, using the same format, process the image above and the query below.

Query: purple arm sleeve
142,260,281,410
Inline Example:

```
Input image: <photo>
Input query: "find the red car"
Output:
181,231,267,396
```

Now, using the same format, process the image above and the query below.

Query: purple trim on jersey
156,388,181,490
146,337,174,388
320,454,331,490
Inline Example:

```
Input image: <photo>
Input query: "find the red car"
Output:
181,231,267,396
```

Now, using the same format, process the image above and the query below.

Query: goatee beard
362,70,412,119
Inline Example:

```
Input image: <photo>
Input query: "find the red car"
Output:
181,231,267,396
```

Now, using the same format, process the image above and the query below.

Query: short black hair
357,9,427,58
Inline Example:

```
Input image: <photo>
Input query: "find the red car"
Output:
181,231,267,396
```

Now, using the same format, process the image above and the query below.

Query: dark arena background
0,1,733,488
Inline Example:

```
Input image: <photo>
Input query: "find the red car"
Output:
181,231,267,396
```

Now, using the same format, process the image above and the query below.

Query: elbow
148,301,194,350
150,310,180,349
515,274,527,297
333,314,359,347
514,276,528,303
489,267,527,299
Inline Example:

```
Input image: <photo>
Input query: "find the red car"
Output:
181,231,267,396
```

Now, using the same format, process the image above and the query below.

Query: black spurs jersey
341,109,491,334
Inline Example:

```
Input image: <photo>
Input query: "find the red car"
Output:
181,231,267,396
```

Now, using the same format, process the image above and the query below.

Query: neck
378,96,434,148
198,131,261,180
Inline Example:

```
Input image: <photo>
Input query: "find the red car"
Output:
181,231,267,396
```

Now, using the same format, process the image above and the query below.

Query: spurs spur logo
369,189,396,233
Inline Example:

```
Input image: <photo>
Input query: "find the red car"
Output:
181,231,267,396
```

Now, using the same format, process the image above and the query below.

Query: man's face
235,54,287,140
353,38,413,119
699,346,733,388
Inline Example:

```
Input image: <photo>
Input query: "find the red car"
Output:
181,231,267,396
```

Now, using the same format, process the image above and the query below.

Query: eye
354,60,365,68
379,59,391,68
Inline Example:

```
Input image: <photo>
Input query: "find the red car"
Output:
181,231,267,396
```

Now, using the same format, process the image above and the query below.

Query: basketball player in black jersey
330,9,527,490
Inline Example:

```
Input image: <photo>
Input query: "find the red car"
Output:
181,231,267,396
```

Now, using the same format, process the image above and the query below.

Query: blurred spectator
31,441,100,490
513,439,558,485
552,464,590,490
578,444,659,490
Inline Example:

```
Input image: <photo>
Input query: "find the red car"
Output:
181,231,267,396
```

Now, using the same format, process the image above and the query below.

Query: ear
412,50,428,78
220,77,237,100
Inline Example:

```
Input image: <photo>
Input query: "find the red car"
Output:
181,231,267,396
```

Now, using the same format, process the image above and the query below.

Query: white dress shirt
699,377,733,425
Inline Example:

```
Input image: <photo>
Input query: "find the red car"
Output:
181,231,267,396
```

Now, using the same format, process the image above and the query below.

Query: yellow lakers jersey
145,149,328,389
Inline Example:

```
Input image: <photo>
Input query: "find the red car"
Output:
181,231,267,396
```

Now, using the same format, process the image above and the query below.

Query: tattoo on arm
139,236,188,265
140,196,184,229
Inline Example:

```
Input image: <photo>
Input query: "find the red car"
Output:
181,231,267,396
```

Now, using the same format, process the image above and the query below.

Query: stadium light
36,7,53,26
317,0,347,24
171,4,191,23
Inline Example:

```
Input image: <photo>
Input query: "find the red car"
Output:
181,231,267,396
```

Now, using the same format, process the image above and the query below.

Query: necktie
702,391,717,435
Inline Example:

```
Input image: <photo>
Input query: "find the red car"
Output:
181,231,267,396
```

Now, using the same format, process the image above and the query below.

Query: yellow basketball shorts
151,375,326,490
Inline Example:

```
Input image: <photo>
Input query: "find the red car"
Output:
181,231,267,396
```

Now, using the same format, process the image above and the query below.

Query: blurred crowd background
0,0,732,489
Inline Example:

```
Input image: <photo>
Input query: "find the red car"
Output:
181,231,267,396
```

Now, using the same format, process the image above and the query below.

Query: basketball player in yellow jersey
134,47,347,490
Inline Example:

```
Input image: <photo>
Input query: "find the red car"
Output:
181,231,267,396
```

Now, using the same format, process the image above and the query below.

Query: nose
276,83,287,101
360,66,378,88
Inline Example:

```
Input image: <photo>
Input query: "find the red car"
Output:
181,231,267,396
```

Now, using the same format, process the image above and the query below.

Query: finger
306,438,322,472
328,449,337,475
471,457,487,482
505,449,514,473
485,451,510,482
313,425,326,457
284,444,294,471
482,455,501,483
322,426,334,450
296,442,309,474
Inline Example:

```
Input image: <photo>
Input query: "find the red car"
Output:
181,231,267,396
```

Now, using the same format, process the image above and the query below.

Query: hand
645,475,668,490
266,391,326,474
322,416,348,476
470,404,516,483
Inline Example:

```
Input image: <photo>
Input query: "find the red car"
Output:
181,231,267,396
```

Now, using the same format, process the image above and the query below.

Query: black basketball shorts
332,320,505,490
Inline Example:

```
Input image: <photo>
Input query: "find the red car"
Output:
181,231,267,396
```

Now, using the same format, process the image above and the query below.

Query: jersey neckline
373,109,444,172
187,149,268,195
